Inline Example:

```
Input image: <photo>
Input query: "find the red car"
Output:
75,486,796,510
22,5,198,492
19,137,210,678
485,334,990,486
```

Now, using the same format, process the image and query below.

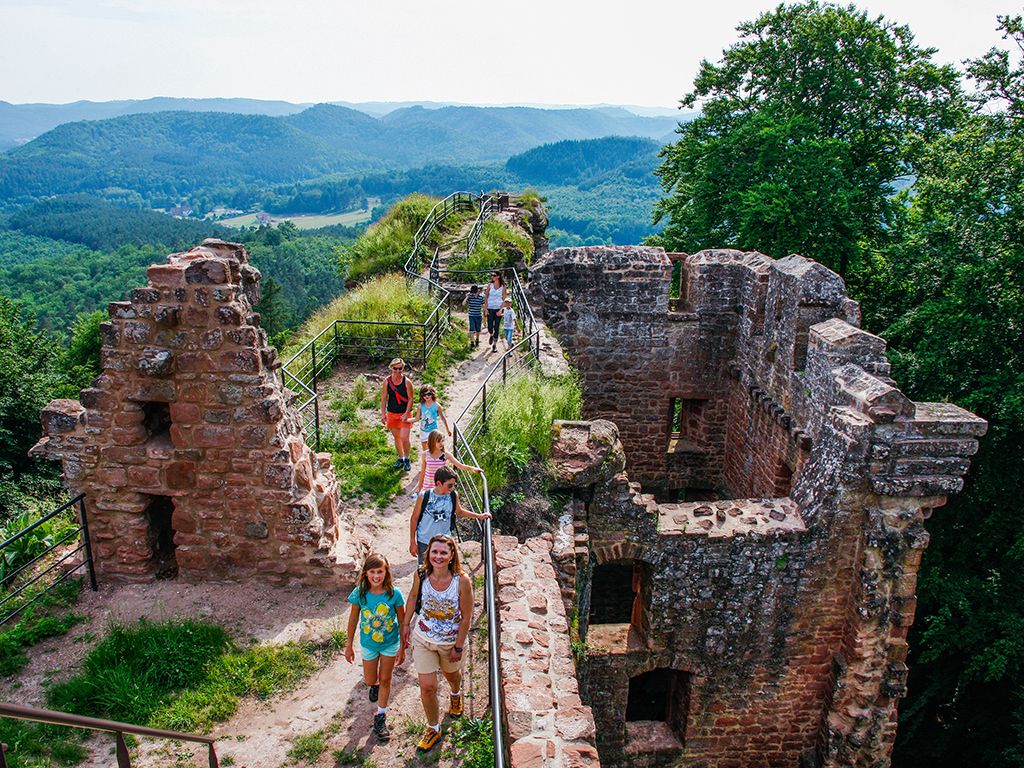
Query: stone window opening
140,401,172,442
668,256,689,312
625,667,690,752
588,559,650,633
667,398,707,454
774,461,794,496
144,494,178,579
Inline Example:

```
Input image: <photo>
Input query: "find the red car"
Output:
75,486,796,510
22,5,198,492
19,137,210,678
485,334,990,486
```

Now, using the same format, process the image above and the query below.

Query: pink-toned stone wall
494,533,601,768
32,240,357,587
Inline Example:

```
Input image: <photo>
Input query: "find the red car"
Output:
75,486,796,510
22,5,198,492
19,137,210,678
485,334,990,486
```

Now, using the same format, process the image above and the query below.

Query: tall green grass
343,194,439,284
447,219,534,276
471,372,582,490
45,617,319,733
282,274,436,376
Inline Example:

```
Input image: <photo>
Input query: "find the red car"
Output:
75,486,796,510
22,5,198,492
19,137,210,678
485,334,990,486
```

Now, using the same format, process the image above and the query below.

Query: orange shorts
386,412,409,431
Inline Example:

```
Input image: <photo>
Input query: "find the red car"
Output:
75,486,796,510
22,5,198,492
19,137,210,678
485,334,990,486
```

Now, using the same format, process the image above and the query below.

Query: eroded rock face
32,240,357,588
550,420,626,488
536,246,986,768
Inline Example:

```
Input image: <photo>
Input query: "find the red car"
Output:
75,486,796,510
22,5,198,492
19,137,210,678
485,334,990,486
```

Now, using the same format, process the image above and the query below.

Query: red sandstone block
126,465,160,487
96,467,128,488
510,739,545,768
197,473,225,490
193,425,236,448
561,744,600,768
165,461,197,489
170,402,202,424
147,264,184,286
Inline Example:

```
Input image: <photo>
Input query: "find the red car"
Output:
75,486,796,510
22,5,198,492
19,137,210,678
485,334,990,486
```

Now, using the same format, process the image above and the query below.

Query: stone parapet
494,533,601,768
529,244,986,767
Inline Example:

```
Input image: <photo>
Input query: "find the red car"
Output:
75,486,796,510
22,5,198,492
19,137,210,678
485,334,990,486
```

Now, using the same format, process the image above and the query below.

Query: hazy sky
0,0,1015,107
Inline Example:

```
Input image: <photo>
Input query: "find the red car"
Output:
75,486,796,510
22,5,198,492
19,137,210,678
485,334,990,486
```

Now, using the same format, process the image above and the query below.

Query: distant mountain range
0,102,684,204
0,97,689,151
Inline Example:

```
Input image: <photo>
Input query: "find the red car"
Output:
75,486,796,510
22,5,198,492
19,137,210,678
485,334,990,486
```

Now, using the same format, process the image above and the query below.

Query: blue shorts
469,315,482,332
361,638,401,661
504,328,514,344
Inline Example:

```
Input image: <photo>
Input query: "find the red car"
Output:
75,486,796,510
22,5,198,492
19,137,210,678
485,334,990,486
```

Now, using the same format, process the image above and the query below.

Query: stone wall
32,240,357,587
495,533,601,768
532,246,987,768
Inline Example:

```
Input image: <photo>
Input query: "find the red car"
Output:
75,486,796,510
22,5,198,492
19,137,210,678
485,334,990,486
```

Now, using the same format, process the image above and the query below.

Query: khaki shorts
412,632,463,675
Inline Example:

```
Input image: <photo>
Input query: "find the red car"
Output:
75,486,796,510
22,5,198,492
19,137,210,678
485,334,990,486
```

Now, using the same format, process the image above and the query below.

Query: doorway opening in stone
141,401,172,442
588,559,649,636
144,494,178,579
625,668,690,750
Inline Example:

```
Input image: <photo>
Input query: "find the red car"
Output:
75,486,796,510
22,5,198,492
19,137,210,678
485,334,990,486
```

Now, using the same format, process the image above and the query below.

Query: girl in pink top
412,430,481,499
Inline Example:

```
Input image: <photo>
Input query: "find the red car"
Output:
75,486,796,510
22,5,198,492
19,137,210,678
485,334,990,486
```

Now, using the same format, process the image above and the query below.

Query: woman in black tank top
380,358,414,471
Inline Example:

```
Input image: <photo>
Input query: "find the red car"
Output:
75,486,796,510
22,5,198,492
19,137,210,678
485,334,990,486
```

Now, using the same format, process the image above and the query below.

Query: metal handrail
0,493,97,626
0,702,218,768
280,191,494,448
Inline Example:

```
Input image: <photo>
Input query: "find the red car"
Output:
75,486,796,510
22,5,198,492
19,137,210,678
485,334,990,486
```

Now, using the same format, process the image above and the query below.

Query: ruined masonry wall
32,240,356,586
533,247,987,768
495,533,601,768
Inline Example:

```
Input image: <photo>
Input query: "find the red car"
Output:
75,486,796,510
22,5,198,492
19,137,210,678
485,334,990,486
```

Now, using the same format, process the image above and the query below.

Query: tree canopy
652,0,964,276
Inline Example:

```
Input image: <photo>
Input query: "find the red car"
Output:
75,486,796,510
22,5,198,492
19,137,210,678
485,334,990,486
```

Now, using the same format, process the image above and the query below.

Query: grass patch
288,731,327,762
0,579,83,677
471,372,582,490
0,718,88,768
45,618,320,734
284,273,435,369
446,219,534,278
443,717,495,768
321,423,411,507
343,194,474,284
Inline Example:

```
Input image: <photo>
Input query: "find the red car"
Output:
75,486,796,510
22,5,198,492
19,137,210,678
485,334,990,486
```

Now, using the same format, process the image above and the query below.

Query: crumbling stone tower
531,246,986,768
33,240,356,586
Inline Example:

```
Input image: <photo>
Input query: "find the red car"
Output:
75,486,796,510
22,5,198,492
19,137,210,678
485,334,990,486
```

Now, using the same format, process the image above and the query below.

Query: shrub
446,219,534,278
471,372,582,490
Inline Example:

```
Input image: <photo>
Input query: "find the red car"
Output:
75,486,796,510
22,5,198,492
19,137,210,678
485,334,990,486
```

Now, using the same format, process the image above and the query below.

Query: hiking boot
391,458,404,470
416,726,441,752
403,457,412,471
368,684,379,702
373,713,390,742
449,691,463,717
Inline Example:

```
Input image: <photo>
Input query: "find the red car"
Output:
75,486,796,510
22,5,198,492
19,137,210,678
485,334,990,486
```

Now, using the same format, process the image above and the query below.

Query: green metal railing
280,191,499,450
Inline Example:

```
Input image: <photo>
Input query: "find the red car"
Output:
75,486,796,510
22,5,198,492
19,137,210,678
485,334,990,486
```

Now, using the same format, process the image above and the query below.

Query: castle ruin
32,240,356,586
505,246,986,768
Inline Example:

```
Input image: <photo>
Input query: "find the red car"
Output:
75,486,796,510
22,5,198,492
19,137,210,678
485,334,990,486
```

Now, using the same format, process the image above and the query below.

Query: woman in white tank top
401,535,474,752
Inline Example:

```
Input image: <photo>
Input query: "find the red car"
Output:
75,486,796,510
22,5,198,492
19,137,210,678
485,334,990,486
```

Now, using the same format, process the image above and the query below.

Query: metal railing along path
0,493,97,626
0,702,218,767
280,192,493,449
448,273,543,768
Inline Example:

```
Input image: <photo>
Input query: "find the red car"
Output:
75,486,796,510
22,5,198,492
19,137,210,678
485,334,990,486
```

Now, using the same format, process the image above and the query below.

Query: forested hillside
0,104,678,209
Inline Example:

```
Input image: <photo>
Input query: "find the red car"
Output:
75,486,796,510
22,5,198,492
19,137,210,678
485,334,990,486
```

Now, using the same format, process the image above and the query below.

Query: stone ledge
657,497,805,537
496,533,601,768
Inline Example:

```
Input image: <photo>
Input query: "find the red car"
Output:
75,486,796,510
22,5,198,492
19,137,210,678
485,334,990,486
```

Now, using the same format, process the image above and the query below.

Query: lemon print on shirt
362,601,395,644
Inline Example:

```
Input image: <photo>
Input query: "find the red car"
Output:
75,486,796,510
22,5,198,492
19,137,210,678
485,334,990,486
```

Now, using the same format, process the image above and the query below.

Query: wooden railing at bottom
0,702,218,767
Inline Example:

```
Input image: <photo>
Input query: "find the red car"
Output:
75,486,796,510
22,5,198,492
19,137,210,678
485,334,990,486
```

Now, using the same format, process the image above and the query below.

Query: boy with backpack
408,466,491,565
